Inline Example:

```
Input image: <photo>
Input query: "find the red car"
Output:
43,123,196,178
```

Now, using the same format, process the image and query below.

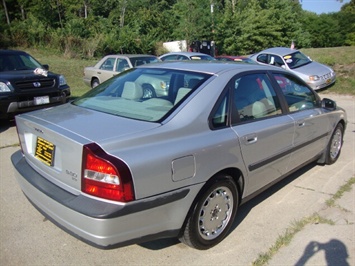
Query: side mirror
42,64,49,70
322,98,336,110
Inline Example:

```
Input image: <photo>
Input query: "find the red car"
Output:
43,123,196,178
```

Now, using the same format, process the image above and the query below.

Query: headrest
121,81,143,100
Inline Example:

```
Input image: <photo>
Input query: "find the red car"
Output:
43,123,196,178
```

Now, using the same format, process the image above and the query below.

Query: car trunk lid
15,103,160,194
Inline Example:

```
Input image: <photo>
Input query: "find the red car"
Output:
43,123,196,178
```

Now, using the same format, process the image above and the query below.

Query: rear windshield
73,68,211,122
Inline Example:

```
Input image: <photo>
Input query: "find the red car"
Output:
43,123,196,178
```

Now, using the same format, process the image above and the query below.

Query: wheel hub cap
198,187,233,240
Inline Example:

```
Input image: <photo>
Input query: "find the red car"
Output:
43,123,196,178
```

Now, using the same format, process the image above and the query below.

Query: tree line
1,0,354,58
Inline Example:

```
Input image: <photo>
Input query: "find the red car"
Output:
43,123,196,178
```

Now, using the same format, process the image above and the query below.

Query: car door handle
97,71,101,74
244,133,258,145
297,120,305,127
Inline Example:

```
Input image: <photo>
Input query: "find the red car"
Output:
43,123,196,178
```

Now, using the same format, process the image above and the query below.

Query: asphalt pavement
0,93,354,266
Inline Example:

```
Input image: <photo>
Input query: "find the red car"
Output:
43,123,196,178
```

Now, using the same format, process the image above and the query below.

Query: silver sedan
12,62,346,250
159,52,216,61
250,47,336,90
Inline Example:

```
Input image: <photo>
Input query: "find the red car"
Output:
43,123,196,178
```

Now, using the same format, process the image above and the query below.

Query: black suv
0,50,71,120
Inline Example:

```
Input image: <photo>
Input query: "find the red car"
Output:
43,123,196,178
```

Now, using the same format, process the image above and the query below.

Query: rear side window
256,54,268,64
116,59,129,72
272,73,317,112
211,93,229,128
234,73,282,122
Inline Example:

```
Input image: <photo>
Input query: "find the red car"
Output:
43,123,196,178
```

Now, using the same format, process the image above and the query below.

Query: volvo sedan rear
12,62,346,250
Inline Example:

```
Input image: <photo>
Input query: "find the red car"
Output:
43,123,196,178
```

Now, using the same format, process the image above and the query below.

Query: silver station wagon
12,62,347,250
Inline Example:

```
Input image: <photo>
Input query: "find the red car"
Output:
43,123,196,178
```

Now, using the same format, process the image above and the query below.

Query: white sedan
83,54,160,88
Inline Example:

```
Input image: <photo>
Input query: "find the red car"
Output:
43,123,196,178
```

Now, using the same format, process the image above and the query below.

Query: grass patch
326,177,355,207
252,213,334,266
301,46,355,95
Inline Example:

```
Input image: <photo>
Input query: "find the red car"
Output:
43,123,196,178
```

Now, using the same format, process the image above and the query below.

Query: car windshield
73,68,211,122
283,51,312,69
0,53,43,71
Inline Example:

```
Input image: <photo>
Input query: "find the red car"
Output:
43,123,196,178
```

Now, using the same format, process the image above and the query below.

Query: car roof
138,60,282,75
258,47,298,56
0,49,28,55
216,55,247,58
160,52,212,57
103,54,157,58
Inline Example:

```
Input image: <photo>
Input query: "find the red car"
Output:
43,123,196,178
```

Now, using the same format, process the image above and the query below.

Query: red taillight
82,143,135,202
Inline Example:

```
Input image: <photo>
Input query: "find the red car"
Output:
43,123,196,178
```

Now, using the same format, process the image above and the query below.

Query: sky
301,0,350,14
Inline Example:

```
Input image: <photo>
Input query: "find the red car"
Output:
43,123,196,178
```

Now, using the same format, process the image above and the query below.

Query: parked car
215,55,257,64
0,50,70,120
250,47,336,90
12,61,346,250
83,54,160,89
159,52,216,61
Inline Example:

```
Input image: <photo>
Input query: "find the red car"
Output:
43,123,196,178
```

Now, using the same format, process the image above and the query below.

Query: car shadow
0,119,15,133
138,162,318,251
230,162,317,232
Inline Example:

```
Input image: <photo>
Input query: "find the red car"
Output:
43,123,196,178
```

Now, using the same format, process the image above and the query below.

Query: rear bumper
11,150,199,248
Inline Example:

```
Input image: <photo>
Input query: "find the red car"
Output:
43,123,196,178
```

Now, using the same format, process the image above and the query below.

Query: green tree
170,0,212,43
216,0,307,55
338,0,355,45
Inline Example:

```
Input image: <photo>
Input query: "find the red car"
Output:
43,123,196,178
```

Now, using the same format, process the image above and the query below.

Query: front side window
273,73,317,112
100,58,115,71
234,73,282,122
269,55,285,67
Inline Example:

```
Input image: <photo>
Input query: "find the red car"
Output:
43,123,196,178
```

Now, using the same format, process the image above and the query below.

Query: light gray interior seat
121,81,143,100
174,88,191,105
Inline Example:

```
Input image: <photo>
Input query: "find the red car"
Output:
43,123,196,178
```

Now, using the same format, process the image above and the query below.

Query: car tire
180,175,239,250
325,123,344,165
91,79,100,89
142,84,156,99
